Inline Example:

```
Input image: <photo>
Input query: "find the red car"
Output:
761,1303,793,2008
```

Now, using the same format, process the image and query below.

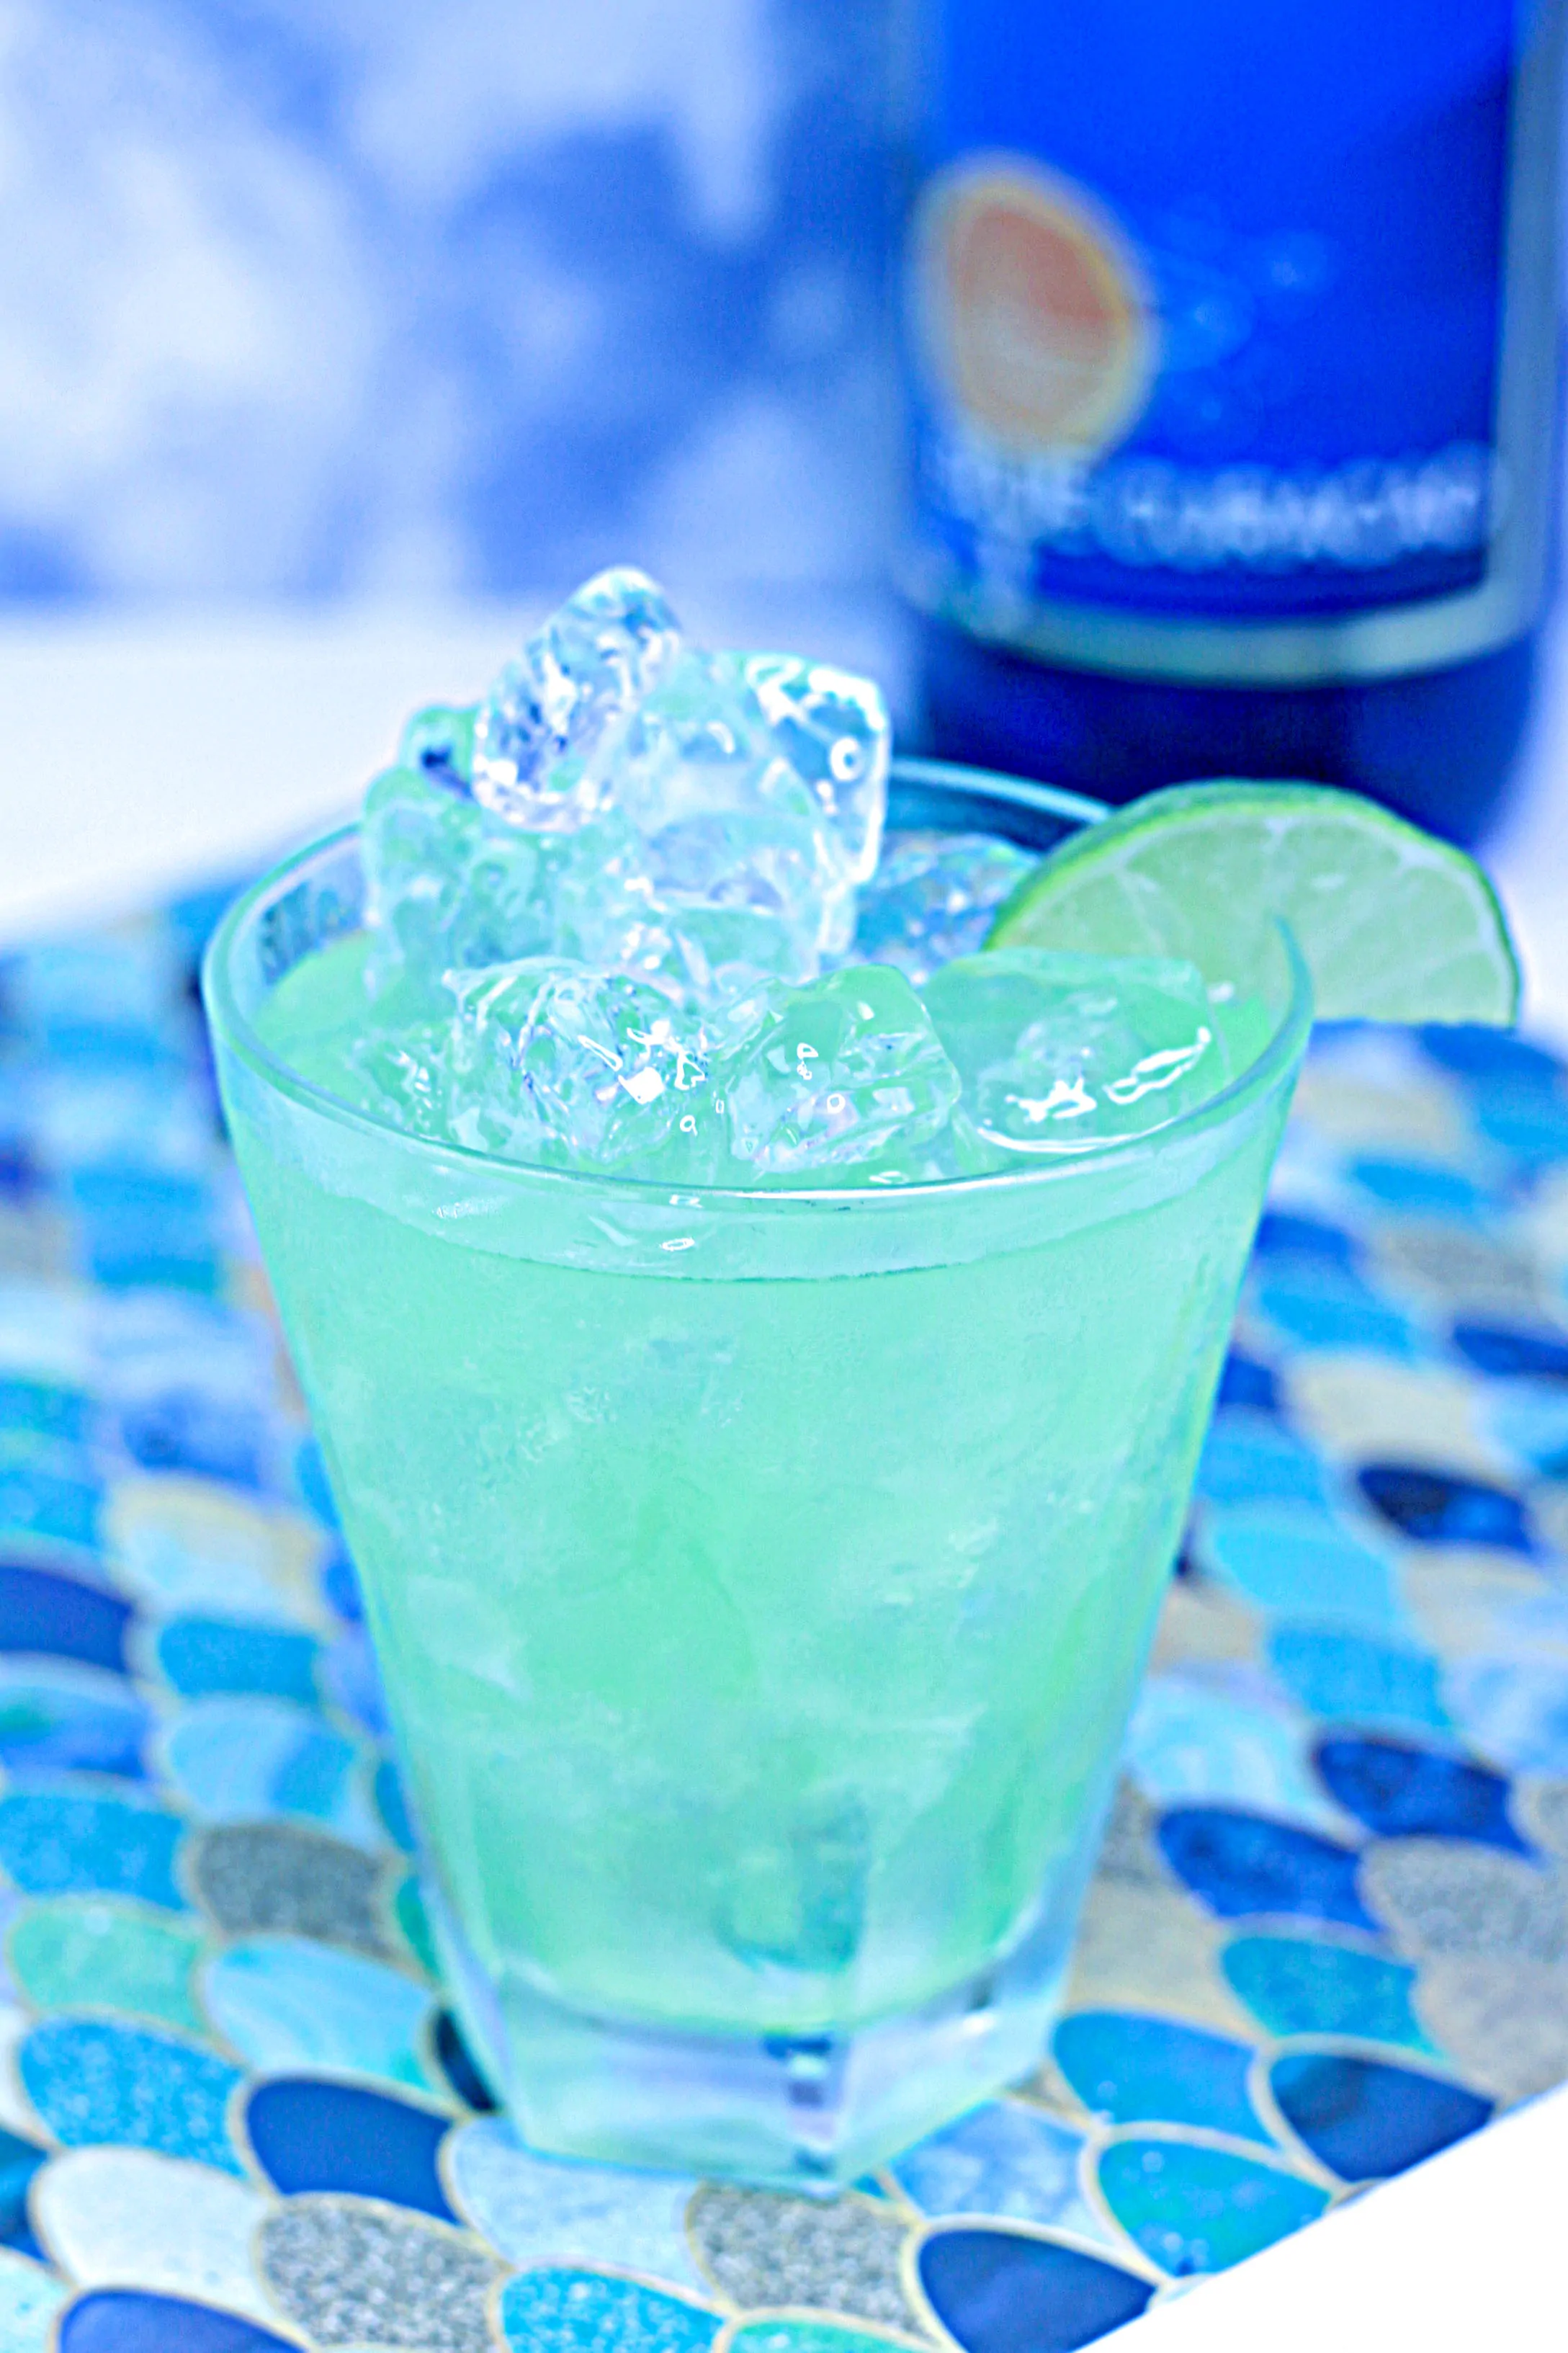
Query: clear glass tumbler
204,759,1310,2185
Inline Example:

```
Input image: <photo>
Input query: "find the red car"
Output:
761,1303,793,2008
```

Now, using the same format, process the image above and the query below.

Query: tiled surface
1,905,1567,2350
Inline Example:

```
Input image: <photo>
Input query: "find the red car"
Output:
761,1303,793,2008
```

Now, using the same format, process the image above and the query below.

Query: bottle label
906,0,1562,683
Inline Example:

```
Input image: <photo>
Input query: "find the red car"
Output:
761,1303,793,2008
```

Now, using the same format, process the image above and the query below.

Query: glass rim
202,756,1314,1214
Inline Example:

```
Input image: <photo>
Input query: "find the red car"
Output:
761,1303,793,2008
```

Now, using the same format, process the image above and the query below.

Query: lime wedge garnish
987,780,1520,1025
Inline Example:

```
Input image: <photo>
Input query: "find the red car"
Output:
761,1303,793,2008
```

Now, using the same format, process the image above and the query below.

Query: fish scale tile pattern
0,903,1565,2349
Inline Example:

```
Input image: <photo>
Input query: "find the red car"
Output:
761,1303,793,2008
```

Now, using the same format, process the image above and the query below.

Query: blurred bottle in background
902,0,1565,844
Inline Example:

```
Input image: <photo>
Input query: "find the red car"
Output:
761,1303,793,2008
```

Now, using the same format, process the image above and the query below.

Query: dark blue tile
434,2010,498,2112
1216,1353,1279,1414
1314,1736,1528,1852
1254,1213,1356,1267
916,2225,1155,2353
120,1389,269,1488
1269,2052,1492,2183
0,2125,45,2243
1419,1027,1563,1087
1158,1808,1376,1930
243,2079,456,2218
59,2292,300,2353
1451,1322,1568,1384
0,1561,133,1671
1356,1463,1533,1552
321,1543,364,1623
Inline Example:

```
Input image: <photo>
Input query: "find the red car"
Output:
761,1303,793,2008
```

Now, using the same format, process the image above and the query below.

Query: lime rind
986,780,1520,1028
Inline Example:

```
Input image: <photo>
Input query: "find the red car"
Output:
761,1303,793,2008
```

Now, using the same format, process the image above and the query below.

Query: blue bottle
904,0,1564,844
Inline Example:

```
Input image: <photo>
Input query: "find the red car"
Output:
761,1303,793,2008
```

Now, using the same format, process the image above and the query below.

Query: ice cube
346,1022,454,1140
854,831,1037,983
613,648,890,963
398,704,477,789
362,764,550,991
722,965,961,1179
921,950,1229,1160
740,653,890,885
720,1792,869,1975
470,567,684,831
362,766,664,994
444,960,717,1170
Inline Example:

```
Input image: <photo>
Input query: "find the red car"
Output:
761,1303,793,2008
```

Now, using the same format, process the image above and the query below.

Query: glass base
429,1883,1074,2188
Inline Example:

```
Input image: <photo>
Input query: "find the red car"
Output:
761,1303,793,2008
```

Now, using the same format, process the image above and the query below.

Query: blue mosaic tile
202,1936,433,2087
1253,1212,1356,1266
1268,2051,1492,2182
1350,1158,1491,1219
320,1543,364,1623
243,2078,456,2217
84,1241,220,1298
1442,1656,1568,1775
1268,1627,1453,1738
0,1790,185,1908
432,2011,497,2112
1485,1382,1568,1477
1312,1736,1528,1852
57,2290,298,2352
1215,1352,1279,1414
0,1563,132,1674
725,2324,919,2353
1197,1505,1410,1636
0,1463,101,1550
1220,1935,1433,2050
446,2117,702,2289
293,1439,341,1530
890,2101,1098,2238
320,1626,387,1736
118,1389,268,1490
1357,1463,1533,1553
19,2019,243,2172
0,2250,66,2349
1472,1091,1568,1167
375,1754,417,1853
1451,1321,1568,1383
1419,1027,1562,1086
153,1617,320,1707
0,2130,45,2248
496,2269,722,2353
1157,1808,1376,1930
1095,2139,1327,2277
0,1664,151,1780
1194,1414,1328,1509
915,2227,1154,2353
1052,2014,1267,2144
1123,1668,1344,1833
0,1380,91,1447
1253,1262,1418,1357
162,1699,364,1836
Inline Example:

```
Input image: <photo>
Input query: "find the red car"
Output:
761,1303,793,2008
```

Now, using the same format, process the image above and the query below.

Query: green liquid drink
205,570,1515,2182
206,768,1309,2182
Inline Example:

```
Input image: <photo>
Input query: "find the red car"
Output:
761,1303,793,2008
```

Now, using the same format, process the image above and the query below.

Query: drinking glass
204,759,1310,2184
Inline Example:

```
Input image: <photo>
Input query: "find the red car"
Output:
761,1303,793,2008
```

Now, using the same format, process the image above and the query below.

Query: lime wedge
987,780,1520,1025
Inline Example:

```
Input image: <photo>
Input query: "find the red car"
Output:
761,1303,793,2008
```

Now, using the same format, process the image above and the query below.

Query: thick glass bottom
429,1878,1076,2188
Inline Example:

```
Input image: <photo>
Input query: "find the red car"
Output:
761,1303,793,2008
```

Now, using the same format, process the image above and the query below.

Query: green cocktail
206,767,1307,2182
203,571,1515,2183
